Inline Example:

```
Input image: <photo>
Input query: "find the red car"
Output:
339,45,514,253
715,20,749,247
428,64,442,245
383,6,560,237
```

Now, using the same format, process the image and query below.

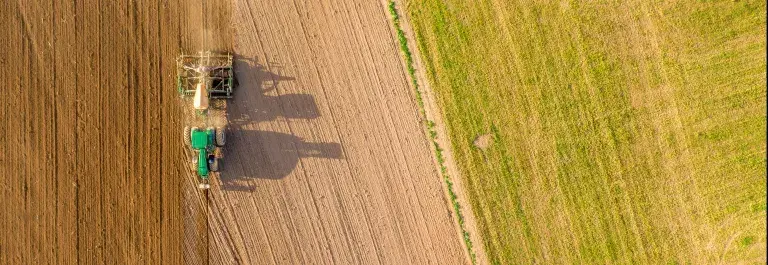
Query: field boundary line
385,1,487,264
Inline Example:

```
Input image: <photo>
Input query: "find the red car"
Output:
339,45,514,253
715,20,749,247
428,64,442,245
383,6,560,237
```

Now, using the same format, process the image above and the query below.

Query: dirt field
1,0,469,264
201,0,470,263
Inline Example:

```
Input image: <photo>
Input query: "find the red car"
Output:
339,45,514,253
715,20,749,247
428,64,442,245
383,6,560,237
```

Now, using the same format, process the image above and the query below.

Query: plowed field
1,0,469,264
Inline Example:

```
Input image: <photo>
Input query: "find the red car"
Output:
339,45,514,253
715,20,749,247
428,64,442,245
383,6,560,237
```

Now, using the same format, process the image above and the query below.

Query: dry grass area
406,0,766,263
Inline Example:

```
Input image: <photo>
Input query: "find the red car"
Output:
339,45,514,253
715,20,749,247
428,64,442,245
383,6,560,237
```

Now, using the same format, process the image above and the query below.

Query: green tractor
184,126,226,189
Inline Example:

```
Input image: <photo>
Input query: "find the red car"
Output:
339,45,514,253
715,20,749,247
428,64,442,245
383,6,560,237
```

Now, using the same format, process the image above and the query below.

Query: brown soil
1,0,469,264
1,0,190,263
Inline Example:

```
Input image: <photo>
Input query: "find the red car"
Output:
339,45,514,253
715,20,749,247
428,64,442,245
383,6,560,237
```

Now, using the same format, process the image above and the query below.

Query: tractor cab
191,128,213,150
191,128,215,180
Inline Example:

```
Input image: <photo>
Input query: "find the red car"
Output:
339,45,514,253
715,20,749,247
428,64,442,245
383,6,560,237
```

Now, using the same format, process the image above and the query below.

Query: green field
406,0,766,263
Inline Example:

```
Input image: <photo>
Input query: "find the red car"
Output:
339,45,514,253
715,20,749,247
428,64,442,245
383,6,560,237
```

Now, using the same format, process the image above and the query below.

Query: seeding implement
177,51,235,189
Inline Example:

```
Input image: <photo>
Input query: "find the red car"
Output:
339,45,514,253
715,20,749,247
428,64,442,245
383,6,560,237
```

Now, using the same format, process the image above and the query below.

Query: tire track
53,1,78,263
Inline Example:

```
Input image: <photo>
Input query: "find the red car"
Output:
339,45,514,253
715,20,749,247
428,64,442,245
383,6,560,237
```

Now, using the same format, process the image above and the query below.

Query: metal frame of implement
176,51,235,99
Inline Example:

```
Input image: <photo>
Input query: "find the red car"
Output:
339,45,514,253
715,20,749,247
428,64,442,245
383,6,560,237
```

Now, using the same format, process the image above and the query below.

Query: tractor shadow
220,130,343,190
219,56,342,191
228,57,319,122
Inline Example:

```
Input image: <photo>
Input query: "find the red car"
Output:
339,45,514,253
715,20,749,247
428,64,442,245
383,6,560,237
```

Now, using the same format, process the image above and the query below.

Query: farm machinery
183,126,225,189
177,51,235,106
177,51,235,189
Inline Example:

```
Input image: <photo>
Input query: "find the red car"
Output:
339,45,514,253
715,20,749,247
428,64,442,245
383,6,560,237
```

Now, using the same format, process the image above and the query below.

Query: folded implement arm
176,51,235,99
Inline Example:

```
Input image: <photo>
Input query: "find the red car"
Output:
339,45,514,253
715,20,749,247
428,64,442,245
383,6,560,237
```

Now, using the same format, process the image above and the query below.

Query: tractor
184,126,225,189
177,51,235,189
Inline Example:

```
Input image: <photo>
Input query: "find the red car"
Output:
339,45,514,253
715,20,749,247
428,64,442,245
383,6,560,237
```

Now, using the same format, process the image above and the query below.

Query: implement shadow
219,56,342,191
229,57,318,122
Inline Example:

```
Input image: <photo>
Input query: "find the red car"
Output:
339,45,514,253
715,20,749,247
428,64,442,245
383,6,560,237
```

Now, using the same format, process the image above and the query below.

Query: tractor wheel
209,158,220,172
215,127,226,146
183,126,191,146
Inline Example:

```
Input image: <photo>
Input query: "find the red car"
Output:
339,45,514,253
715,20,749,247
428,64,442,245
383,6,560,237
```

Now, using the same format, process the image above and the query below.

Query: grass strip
387,2,477,264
